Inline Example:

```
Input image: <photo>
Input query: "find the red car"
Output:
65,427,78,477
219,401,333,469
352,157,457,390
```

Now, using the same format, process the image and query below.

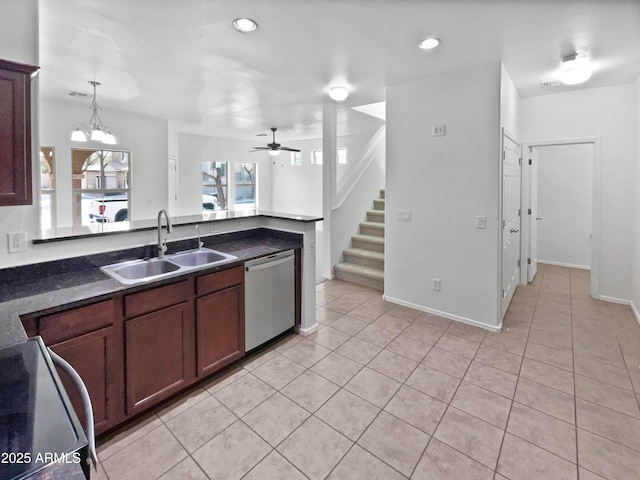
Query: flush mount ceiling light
70,81,116,145
418,37,440,50
232,18,258,32
329,86,349,101
559,52,592,85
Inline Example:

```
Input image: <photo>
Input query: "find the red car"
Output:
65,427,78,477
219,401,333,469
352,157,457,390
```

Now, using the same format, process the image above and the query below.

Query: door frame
499,128,523,320
521,137,601,298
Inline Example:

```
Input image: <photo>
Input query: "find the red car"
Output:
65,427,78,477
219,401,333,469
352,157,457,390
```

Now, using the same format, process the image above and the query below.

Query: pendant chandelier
70,81,117,145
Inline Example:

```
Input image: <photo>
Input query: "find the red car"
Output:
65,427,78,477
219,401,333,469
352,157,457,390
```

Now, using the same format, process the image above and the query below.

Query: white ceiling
39,0,640,141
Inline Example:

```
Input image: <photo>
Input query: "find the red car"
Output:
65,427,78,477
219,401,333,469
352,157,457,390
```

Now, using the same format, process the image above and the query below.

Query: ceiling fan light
232,18,258,32
418,37,440,50
329,86,349,101
559,66,591,85
268,149,280,157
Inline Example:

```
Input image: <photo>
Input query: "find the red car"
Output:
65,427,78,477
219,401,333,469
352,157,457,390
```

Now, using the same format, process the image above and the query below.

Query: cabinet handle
48,348,98,471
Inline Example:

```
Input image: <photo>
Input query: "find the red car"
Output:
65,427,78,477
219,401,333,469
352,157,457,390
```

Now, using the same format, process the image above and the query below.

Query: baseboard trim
295,324,318,336
597,296,640,328
598,295,631,305
538,260,590,270
631,302,640,327
382,295,501,332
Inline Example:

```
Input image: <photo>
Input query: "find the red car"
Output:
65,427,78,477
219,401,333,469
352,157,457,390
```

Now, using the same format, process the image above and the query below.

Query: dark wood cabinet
196,284,244,376
0,59,38,206
195,266,244,376
125,302,195,415
37,300,124,435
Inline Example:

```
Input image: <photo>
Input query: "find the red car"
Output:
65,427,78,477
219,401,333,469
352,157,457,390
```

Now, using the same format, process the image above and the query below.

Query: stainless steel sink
168,248,235,267
100,248,237,285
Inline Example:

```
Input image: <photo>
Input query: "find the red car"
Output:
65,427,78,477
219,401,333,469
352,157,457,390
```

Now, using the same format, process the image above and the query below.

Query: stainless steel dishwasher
244,250,295,351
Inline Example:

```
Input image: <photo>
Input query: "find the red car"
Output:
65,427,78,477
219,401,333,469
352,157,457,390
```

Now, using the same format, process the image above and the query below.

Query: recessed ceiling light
232,18,258,32
418,38,440,50
329,86,349,101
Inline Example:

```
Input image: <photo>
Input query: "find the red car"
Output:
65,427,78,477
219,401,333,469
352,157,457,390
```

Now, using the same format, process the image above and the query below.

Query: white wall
271,137,324,217
500,64,520,137
177,133,273,216
520,84,636,301
633,77,640,317
386,61,502,329
40,98,169,226
0,0,39,268
536,144,593,269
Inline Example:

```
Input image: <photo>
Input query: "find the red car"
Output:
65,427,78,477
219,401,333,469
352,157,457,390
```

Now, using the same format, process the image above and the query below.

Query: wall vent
68,91,91,99
541,80,561,87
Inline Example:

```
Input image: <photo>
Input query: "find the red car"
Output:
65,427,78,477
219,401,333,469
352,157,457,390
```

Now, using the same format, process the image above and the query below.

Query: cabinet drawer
196,266,243,296
39,300,115,344
124,279,191,318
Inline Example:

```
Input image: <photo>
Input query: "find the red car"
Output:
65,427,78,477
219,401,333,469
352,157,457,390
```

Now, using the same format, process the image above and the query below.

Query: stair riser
343,253,384,270
373,199,385,211
360,225,384,237
367,211,385,223
335,269,383,291
352,238,384,253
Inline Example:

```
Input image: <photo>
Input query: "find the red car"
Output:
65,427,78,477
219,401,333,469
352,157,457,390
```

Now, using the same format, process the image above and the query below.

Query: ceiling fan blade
252,147,269,150
250,149,270,152
279,146,301,152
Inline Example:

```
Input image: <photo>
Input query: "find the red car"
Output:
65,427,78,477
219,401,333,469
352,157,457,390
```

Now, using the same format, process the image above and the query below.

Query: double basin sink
101,247,237,285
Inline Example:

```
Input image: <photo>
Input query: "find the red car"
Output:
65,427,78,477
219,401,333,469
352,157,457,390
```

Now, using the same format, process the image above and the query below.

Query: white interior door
502,132,522,317
528,147,539,282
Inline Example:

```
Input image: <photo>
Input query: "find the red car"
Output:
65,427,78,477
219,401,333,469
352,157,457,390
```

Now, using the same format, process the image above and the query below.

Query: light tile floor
94,264,640,479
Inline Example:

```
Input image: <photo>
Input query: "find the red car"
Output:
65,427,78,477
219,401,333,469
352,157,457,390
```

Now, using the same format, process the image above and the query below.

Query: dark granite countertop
35,209,322,243
0,228,302,348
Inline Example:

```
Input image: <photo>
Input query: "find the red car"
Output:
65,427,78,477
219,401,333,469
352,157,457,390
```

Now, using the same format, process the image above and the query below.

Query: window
291,151,302,166
337,148,347,164
234,162,256,207
311,150,323,165
72,149,131,226
202,161,227,210
40,146,55,230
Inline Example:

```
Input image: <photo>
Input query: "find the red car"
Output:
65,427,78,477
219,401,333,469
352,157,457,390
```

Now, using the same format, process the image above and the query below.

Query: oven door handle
48,348,97,470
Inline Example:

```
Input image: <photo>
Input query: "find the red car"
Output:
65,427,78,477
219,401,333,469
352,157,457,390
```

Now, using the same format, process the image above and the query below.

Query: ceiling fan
251,127,300,156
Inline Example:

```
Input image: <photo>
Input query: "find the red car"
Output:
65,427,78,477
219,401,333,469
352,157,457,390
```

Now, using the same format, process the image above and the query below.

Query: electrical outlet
8,232,27,253
432,125,446,137
308,240,315,255
397,210,412,222
476,216,486,229
432,278,441,292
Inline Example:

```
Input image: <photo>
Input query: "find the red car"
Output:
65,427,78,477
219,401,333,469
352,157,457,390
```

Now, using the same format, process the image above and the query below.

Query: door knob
510,228,519,234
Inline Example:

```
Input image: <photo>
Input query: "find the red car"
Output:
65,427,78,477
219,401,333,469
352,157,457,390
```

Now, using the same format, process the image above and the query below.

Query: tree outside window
71,149,131,226
40,146,55,230
202,161,227,210
234,163,256,207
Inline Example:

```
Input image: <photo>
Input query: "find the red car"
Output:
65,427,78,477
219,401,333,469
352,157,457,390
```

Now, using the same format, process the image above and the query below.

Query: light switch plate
432,278,441,292
397,210,412,222
8,232,27,253
476,216,486,229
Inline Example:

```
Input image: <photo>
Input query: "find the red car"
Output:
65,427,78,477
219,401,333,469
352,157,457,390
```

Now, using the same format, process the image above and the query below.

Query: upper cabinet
0,59,38,206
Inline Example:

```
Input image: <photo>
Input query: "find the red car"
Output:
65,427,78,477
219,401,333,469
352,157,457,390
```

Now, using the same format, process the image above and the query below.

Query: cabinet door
50,325,123,435
0,60,38,206
125,302,194,415
196,285,244,377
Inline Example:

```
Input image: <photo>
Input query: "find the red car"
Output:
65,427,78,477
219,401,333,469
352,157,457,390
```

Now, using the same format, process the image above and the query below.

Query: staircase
334,189,385,290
